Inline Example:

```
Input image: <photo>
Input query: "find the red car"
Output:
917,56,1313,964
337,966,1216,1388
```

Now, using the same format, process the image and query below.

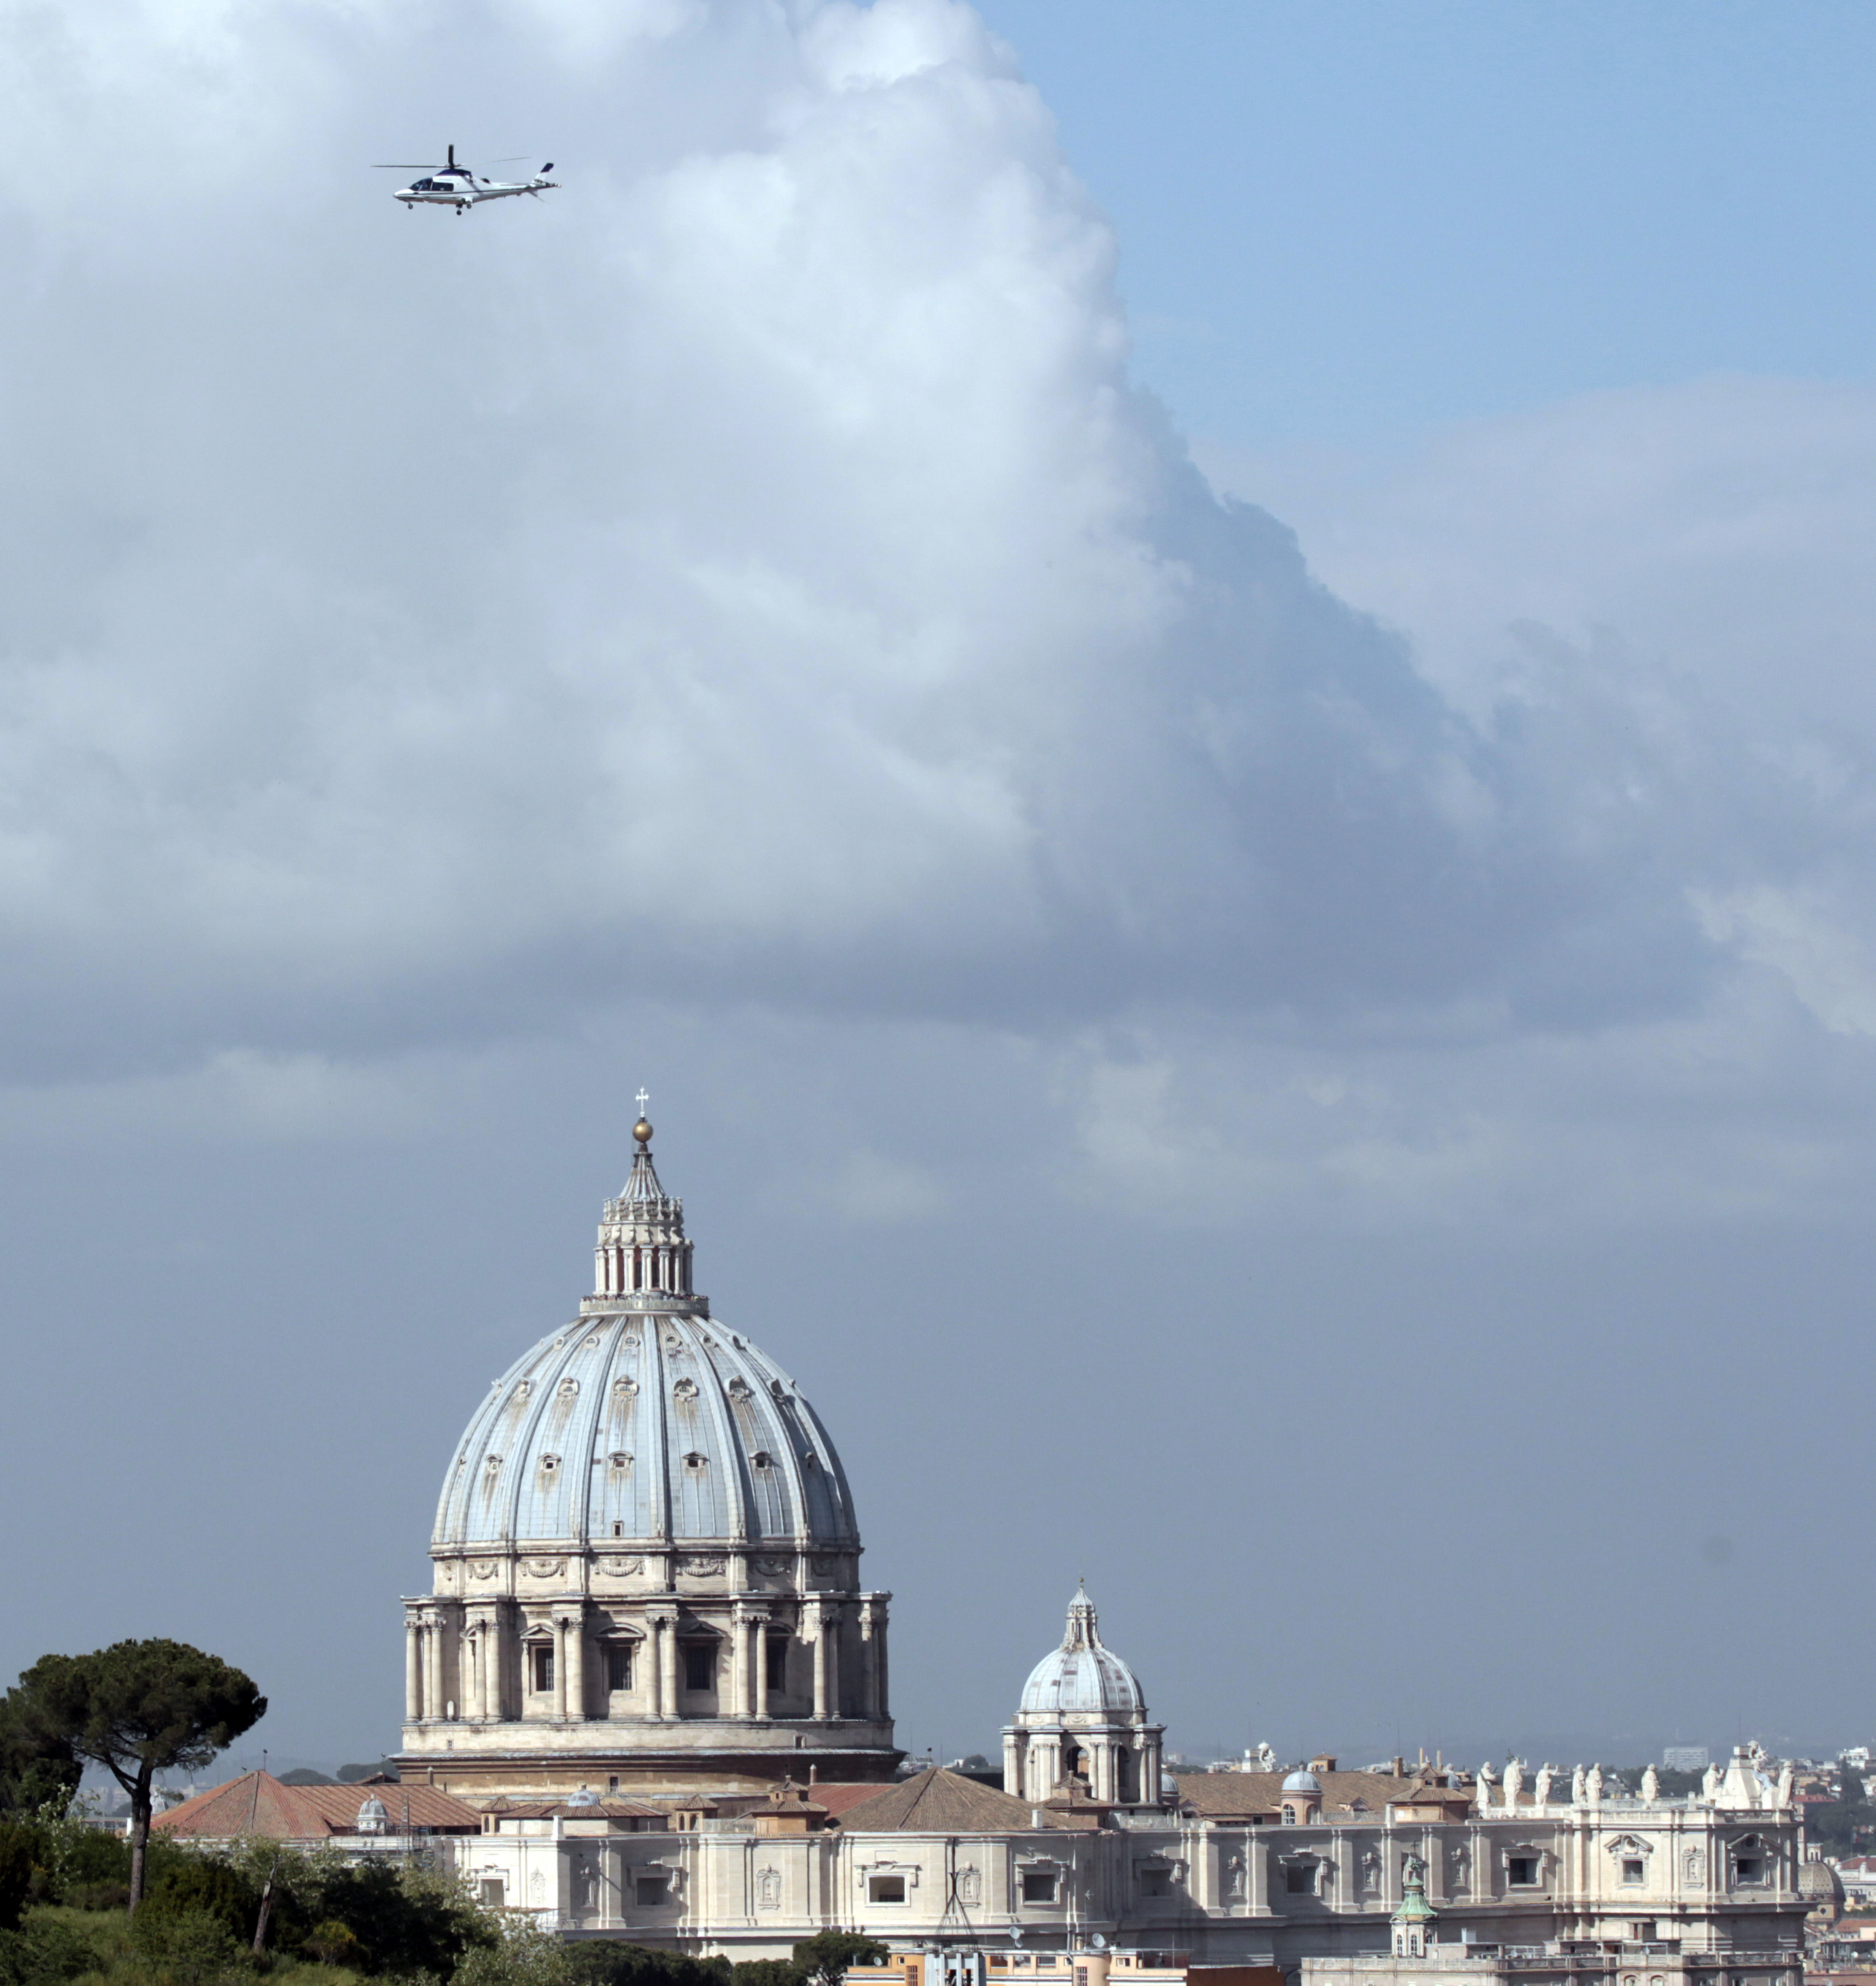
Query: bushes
0,1828,30,1934
0,1915,98,1986
561,1946,729,1986
139,1860,262,1948
131,1904,247,1986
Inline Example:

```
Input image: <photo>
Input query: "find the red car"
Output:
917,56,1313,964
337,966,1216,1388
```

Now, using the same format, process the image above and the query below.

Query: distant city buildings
167,1121,1824,1972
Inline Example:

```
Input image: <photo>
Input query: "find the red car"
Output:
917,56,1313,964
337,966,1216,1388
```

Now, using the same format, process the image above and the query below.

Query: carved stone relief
753,1556,791,1577
598,1556,644,1575
756,1868,781,1910
523,1556,566,1578
679,1554,726,1575
957,1866,982,1906
469,1560,500,1580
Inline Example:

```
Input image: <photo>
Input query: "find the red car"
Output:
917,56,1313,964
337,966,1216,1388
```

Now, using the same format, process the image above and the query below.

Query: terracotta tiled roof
1175,1770,1448,1819
487,1800,667,1822
806,1783,908,1819
833,1769,1050,1834
155,1771,481,1839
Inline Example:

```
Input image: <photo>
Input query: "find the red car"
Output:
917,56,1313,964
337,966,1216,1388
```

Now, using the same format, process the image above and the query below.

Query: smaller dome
1018,1584,1146,1720
566,1788,600,1808
1283,1769,1323,1793
1801,1858,1845,1904
355,1796,389,1834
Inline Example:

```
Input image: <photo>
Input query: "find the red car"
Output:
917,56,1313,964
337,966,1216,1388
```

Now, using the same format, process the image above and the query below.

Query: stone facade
445,1779,1809,1965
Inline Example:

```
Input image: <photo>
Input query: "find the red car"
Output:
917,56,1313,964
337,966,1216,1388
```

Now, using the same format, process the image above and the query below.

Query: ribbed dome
1800,1858,1845,1905
1018,1584,1145,1719
432,1129,858,1551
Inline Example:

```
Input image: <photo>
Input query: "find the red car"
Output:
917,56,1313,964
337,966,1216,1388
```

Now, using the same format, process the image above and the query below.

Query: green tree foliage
1809,1769,1870,1855
0,1828,30,1934
455,1919,570,1986
0,1697,80,1824
139,1856,263,1948
4,1642,265,1913
561,1944,731,1986
303,1919,366,1968
0,1914,97,1986
790,1933,888,1986
131,1900,248,1986
307,1860,490,1977
729,1962,805,1986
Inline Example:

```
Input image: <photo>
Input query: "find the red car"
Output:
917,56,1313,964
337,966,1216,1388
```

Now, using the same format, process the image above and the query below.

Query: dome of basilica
1017,1583,1146,1718
432,1129,858,1553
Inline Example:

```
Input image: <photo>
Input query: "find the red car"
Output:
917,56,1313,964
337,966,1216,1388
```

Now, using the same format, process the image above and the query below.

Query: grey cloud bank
0,0,1804,1066
1,0,1873,1769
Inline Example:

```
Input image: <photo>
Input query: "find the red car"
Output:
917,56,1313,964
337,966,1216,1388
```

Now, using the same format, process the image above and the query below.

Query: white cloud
4,1,1876,1230
0,0,1733,1075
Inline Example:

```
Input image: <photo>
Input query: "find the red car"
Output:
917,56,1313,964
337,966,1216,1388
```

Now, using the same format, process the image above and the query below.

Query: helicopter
374,145,558,213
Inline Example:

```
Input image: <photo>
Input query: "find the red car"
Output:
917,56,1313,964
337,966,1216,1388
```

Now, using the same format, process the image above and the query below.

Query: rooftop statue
1534,1764,1553,1807
1642,1766,1659,1801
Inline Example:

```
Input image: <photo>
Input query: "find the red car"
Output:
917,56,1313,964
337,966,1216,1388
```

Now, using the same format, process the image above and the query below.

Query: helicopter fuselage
395,170,557,210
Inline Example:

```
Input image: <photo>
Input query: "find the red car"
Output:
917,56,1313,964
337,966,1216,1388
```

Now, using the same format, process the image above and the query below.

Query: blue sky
981,0,1876,447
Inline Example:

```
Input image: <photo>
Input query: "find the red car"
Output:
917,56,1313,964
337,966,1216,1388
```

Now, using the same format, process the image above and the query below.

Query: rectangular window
608,1645,633,1692
1622,1860,1646,1886
1139,1868,1172,1898
1735,1859,1764,1885
684,1644,715,1692
1285,1864,1316,1896
479,1880,505,1907
1020,1872,1058,1905
635,1876,670,1908
767,1635,788,1693
869,1875,907,1904
1507,1856,1540,1887
530,1645,554,1692
1631,1922,1656,1943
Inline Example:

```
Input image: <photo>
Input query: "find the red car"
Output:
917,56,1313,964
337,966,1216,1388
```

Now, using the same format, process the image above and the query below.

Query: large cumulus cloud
0,0,1792,1083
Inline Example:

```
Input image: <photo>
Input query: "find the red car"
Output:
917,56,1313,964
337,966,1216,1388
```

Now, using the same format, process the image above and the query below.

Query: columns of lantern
553,1616,568,1719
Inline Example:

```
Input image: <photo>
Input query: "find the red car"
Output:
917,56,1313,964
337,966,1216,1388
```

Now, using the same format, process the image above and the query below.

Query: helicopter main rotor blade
372,163,443,169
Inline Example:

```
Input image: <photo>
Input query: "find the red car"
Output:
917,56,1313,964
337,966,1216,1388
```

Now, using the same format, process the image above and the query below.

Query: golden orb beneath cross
633,1117,653,1143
